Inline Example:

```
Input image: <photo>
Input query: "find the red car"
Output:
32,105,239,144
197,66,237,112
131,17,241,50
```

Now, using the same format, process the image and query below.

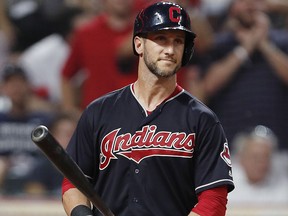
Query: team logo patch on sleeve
99,125,196,170
220,142,232,167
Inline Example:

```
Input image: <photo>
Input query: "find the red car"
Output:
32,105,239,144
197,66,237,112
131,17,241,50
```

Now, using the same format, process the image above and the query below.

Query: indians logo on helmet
169,7,181,22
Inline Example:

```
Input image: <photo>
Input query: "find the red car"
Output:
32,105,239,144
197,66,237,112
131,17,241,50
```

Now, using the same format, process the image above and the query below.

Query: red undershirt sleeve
191,186,228,216
62,177,75,195
62,179,228,215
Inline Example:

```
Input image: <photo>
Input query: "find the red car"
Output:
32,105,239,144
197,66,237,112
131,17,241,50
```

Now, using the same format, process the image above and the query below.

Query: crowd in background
0,0,288,208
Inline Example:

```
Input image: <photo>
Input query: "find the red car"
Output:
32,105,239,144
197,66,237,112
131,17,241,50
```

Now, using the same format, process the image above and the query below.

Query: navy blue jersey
67,84,234,216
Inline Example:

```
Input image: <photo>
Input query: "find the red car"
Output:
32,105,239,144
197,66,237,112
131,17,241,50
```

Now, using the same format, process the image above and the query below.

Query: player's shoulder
180,90,220,123
180,90,210,111
86,85,131,109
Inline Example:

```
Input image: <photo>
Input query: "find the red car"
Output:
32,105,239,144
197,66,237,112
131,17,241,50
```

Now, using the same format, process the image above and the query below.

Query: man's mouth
160,58,176,63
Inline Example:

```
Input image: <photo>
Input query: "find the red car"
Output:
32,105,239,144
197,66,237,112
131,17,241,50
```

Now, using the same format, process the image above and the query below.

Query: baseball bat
31,125,114,216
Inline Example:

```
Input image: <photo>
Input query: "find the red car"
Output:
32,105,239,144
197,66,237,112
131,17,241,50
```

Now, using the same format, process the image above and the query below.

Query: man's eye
175,39,184,44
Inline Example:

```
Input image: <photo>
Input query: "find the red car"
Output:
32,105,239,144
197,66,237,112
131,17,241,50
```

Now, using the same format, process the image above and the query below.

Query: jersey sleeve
192,109,234,194
66,107,97,181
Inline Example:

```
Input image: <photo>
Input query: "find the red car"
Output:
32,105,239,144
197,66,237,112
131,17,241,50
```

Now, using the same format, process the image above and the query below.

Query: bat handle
31,125,49,143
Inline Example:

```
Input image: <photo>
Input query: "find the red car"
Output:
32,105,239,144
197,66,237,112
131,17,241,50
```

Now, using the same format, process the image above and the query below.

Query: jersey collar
130,83,184,115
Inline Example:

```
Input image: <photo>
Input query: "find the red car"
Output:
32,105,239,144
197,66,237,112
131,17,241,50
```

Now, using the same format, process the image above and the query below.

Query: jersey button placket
134,168,140,174
130,145,142,206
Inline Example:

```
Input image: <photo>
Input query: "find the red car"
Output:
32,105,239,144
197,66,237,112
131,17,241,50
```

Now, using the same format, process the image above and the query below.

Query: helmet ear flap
182,38,195,66
182,48,194,66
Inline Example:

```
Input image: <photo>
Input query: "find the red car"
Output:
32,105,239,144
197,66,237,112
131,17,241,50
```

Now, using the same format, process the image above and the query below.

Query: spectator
4,0,67,53
0,64,53,195
228,125,288,205
200,0,288,151
257,0,288,29
0,0,14,39
19,6,93,104
24,112,78,196
200,0,233,33
65,0,103,16
60,0,147,112
0,156,8,193
0,32,10,70
0,0,14,69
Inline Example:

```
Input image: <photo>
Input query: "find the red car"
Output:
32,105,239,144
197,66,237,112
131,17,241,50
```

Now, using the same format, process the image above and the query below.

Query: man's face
240,137,273,184
2,75,30,107
230,0,264,28
142,29,185,78
105,0,134,17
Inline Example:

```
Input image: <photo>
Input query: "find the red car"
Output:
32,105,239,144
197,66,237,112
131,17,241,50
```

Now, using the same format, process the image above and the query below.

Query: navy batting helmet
133,1,196,66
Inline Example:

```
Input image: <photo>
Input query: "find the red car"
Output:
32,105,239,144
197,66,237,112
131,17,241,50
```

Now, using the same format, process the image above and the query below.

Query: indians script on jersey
100,125,195,170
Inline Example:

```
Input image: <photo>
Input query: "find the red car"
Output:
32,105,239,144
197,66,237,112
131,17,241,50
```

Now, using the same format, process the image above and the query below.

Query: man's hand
252,12,270,46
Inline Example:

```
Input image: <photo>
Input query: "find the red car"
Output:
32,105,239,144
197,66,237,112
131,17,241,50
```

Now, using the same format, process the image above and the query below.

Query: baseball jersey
66,84,234,216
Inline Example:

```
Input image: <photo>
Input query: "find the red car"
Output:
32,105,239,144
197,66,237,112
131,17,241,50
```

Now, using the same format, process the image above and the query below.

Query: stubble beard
144,54,181,78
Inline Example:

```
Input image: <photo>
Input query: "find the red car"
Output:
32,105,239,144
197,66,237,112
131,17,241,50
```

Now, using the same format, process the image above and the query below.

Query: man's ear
134,36,144,55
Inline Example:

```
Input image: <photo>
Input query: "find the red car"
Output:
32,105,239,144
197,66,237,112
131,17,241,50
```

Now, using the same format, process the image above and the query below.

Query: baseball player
62,2,235,216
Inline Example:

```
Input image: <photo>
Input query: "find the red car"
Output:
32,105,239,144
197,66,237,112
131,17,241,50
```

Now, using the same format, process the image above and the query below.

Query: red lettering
100,129,119,170
114,133,130,151
182,133,195,150
169,7,181,23
100,125,196,170
152,132,170,147
131,126,149,147
169,133,186,149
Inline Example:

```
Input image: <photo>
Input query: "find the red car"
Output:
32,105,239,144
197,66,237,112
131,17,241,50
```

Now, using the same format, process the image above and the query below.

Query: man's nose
164,42,175,55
